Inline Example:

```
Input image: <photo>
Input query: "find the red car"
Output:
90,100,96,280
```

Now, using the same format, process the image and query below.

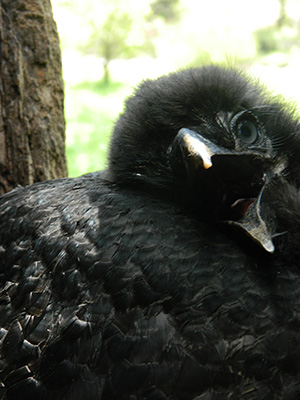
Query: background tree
0,0,67,195
73,0,182,85
147,0,182,24
278,0,288,27
81,9,156,85
254,0,299,54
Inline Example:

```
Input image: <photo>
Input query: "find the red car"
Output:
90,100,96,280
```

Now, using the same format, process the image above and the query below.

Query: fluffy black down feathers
1,66,300,399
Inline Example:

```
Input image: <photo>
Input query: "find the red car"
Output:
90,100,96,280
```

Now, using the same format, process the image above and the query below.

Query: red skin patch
231,198,254,219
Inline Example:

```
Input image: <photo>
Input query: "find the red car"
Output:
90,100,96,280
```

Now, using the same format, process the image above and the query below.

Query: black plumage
1,65,300,399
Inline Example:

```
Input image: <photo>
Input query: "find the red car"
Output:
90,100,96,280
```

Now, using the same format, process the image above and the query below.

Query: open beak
170,128,275,253
226,183,274,253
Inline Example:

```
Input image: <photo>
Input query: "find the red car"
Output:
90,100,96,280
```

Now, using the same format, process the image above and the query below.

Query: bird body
1,66,300,399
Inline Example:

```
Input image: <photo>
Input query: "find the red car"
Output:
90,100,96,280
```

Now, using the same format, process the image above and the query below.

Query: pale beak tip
183,133,214,170
203,159,213,169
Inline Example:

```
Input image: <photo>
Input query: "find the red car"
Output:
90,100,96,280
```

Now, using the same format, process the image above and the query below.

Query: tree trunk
103,59,111,86
0,0,67,195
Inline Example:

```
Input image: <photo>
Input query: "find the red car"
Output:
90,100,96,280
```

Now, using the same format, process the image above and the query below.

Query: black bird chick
1,65,300,400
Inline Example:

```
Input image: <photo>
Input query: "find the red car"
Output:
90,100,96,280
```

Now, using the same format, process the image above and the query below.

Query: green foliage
148,0,182,23
79,8,156,84
254,0,300,55
65,81,131,177
74,80,124,94
254,21,300,54
66,107,112,177
80,11,130,83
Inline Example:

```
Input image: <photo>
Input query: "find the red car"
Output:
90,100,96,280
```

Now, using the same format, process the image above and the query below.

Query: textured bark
0,0,67,195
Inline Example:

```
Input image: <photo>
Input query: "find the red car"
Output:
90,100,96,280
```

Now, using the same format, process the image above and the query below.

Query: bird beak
170,128,275,253
175,128,234,170
225,183,275,253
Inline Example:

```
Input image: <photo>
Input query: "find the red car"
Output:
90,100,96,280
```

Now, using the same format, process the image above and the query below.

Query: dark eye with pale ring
236,120,259,144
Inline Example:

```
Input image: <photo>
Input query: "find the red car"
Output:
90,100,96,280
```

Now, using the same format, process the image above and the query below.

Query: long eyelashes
190,106,297,154
250,106,295,150
269,135,288,149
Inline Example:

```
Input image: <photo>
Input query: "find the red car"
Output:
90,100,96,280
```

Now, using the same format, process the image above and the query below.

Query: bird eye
236,120,259,144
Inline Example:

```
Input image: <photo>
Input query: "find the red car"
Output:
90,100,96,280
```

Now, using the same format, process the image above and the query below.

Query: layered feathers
1,66,300,399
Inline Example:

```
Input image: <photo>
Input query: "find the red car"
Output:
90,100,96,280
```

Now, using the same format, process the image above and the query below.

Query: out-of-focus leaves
254,20,300,55
254,0,300,55
79,10,156,83
147,0,182,24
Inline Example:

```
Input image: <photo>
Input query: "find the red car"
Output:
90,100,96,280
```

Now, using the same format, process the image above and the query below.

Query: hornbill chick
1,65,300,399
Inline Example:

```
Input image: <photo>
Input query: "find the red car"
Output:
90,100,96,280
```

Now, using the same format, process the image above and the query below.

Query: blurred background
51,0,300,177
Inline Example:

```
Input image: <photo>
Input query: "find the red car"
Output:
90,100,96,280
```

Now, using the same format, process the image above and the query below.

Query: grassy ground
65,80,132,177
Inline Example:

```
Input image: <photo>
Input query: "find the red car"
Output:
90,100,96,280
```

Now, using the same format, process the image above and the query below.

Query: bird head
108,66,300,253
